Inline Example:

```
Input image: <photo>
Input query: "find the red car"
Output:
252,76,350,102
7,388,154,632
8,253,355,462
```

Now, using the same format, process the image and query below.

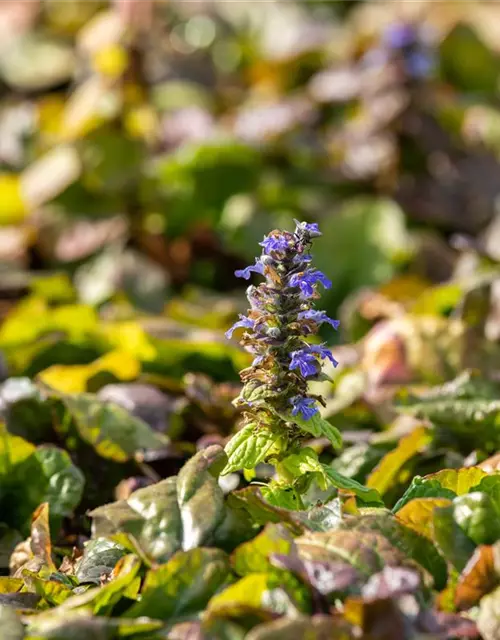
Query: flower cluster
363,22,434,81
226,220,338,427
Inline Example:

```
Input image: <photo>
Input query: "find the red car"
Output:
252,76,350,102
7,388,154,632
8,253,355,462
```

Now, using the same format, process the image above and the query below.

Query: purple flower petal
290,395,318,420
298,310,340,330
309,344,338,367
290,349,319,377
260,235,290,254
289,269,332,298
225,315,254,339
383,24,417,49
235,260,264,280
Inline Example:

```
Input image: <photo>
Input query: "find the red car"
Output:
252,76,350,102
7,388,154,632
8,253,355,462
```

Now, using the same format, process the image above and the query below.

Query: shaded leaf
246,614,345,640
75,538,127,585
433,504,476,572
232,524,294,576
125,548,230,621
61,393,168,463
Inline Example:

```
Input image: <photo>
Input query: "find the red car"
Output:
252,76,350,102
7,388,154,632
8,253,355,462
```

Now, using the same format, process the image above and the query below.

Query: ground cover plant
3,0,500,638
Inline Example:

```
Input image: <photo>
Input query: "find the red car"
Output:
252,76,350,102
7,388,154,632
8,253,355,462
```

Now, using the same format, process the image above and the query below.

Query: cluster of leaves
2,0,500,638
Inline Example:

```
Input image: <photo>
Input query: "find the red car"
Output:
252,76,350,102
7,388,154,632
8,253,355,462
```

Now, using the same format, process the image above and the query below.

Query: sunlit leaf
456,544,500,611
395,497,453,539
366,426,433,496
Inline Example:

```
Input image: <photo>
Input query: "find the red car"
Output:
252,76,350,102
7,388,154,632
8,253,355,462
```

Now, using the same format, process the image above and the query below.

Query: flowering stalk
222,220,381,508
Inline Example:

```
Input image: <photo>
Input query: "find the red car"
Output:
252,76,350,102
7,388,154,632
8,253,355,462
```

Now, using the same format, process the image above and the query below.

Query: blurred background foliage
2,0,500,544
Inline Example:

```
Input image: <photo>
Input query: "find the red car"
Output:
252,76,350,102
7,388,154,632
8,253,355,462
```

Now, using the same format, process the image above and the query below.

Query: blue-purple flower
309,344,339,367
289,269,332,298
383,24,417,49
260,235,290,254
225,314,254,339
298,310,340,330
290,395,319,420
235,259,265,280
290,349,319,378
227,220,338,435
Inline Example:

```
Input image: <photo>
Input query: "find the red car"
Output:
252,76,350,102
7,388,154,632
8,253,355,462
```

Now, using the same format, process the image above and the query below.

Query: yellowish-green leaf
38,350,140,393
366,426,433,496
427,467,490,495
0,174,26,226
395,497,453,539
222,424,284,475
92,44,129,78
207,573,269,612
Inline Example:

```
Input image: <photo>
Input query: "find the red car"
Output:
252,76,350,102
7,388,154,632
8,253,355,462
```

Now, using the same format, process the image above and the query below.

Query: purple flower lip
308,344,339,367
289,269,332,298
290,349,319,377
260,235,290,254
290,395,318,420
225,315,254,339
298,310,340,330
383,23,417,49
235,259,265,280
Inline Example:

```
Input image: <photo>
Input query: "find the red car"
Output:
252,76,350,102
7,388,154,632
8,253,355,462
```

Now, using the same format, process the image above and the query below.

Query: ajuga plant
222,220,381,509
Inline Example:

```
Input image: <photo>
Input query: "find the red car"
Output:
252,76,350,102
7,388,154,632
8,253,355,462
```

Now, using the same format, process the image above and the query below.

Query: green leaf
393,476,462,513
453,493,500,546
90,554,142,615
75,538,127,585
226,487,305,535
246,614,345,640
433,504,476,572
0,427,84,534
26,611,164,639
440,24,500,95
278,410,342,450
295,530,412,577
176,446,226,550
260,484,305,511
222,424,284,475
338,511,447,589
125,548,230,621
280,448,323,480
90,446,246,563
60,393,168,463
21,571,73,607
322,467,383,505
330,443,390,484
394,371,500,451
232,524,294,576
